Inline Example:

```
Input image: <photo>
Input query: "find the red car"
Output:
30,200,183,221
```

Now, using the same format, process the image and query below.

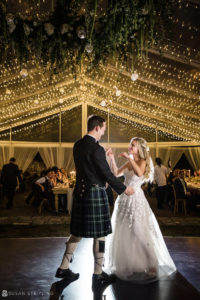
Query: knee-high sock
93,237,105,275
59,235,81,270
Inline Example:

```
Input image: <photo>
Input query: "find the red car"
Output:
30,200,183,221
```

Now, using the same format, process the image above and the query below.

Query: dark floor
0,237,199,300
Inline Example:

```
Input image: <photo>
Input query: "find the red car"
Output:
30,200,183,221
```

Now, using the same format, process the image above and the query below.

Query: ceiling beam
86,92,200,134
84,76,200,120
86,100,196,141
0,78,75,107
106,64,200,102
0,98,82,132
147,48,200,70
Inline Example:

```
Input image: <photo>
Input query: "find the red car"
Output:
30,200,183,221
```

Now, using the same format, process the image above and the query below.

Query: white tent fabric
0,143,199,172
14,147,38,172
38,147,74,170
0,146,14,167
185,147,200,170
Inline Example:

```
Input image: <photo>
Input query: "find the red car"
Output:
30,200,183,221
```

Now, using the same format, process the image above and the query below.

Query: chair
38,198,48,215
172,185,187,216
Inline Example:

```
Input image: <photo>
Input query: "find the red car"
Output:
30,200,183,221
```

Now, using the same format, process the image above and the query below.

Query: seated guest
174,170,196,211
60,168,69,183
33,168,55,210
55,168,68,213
167,169,180,185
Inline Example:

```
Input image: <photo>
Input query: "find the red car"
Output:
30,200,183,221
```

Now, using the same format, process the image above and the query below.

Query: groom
55,115,134,291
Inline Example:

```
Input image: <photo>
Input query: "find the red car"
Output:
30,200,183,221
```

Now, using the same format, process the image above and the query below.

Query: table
52,186,74,213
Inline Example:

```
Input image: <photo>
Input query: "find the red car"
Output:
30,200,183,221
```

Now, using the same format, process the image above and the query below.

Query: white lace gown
105,169,176,282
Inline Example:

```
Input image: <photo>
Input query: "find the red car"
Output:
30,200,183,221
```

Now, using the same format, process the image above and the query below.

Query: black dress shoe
92,271,116,292
55,268,79,280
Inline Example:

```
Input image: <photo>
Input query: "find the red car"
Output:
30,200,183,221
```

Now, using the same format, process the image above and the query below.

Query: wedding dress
105,168,176,282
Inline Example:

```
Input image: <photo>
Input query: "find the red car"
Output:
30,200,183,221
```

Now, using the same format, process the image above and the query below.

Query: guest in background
174,170,190,199
60,168,69,183
174,169,199,212
0,157,22,209
33,168,55,210
154,157,169,209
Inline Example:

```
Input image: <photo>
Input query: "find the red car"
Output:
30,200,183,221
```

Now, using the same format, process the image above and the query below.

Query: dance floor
0,237,199,299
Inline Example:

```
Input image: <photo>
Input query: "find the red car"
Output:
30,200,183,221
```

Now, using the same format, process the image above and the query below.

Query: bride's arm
107,148,129,177
119,152,146,177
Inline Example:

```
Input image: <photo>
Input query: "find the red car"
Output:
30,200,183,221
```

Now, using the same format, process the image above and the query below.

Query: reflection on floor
0,237,199,299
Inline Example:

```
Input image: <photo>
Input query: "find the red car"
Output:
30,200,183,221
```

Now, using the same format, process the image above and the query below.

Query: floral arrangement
0,0,175,74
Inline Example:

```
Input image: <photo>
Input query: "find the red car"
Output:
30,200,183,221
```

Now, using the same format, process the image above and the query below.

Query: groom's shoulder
74,135,96,148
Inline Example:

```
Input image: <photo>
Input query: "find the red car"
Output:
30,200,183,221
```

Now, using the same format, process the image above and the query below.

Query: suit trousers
3,185,16,208
155,185,167,209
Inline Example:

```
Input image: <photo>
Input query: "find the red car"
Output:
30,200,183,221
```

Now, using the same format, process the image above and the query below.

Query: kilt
70,186,112,238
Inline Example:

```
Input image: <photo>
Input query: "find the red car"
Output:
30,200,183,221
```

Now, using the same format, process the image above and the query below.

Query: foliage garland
0,0,175,74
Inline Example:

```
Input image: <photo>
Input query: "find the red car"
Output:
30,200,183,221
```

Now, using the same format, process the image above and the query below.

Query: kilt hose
70,186,112,238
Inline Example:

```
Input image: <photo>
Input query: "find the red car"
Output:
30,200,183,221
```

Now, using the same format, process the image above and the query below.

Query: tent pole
9,126,12,158
107,109,110,145
82,102,87,137
155,129,158,157
59,108,61,145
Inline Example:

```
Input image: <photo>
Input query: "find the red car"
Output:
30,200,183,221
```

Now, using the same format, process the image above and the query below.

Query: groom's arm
93,146,126,195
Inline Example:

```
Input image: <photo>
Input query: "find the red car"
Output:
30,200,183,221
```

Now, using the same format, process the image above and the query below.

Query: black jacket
174,178,187,199
1,162,22,187
73,135,126,198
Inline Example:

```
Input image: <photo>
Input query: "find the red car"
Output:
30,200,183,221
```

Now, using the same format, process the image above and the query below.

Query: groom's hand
124,186,134,195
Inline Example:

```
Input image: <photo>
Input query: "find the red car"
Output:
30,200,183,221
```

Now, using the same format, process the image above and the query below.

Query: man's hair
87,115,105,132
155,157,162,166
9,157,16,162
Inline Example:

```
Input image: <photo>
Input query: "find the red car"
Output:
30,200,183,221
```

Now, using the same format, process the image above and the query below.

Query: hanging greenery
0,0,175,74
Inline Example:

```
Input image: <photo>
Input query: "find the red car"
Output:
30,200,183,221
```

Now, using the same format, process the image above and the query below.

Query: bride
105,137,176,282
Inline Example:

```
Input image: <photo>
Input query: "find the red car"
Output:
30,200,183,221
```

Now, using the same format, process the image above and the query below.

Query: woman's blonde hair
130,137,152,180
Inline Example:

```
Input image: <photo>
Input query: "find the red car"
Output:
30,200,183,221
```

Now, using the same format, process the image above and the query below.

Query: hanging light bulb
116,89,121,96
59,99,64,104
20,68,28,77
131,72,139,81
5,88,11,95
59,87,64,94
85,43,93,53
77,26,86,39
34,99,39,104
100,100,106,107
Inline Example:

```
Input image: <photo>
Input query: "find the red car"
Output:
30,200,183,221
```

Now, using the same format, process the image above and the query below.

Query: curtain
13,147,38,172
0,146,14,168
39,147,74,171
185,147,200,170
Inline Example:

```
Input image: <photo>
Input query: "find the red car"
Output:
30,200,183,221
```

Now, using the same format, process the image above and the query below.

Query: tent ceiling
0,0,200,142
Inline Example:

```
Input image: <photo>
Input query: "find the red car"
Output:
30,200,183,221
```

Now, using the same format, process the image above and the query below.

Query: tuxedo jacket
73,135,126,199
1,162,21,187
174,178,187,199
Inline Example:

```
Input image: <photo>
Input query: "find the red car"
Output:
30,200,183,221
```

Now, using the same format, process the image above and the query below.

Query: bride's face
128,140,139,155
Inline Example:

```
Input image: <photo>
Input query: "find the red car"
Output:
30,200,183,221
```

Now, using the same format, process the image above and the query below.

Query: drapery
157,147,185,169
14,147,38,172
0,146,14,168
38,147,74,171
1,143,200,172
185,147,200,170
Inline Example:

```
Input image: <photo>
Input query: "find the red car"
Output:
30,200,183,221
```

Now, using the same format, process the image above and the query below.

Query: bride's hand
118,152,130,159
106,148,113,157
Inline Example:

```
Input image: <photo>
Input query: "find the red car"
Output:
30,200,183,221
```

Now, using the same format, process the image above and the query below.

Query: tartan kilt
70,186,112,238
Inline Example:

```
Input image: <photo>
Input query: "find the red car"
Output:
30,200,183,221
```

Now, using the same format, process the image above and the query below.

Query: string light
0,1,199,143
